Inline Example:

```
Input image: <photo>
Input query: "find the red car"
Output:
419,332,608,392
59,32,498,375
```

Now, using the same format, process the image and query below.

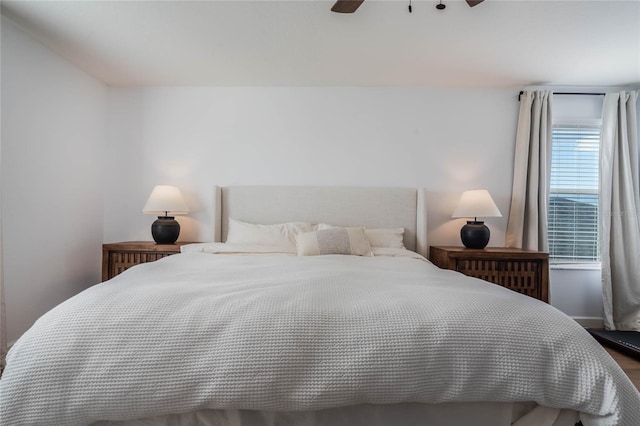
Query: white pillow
364,227,405,249
296,227,373,257
226,219,313,252
316,223,405,249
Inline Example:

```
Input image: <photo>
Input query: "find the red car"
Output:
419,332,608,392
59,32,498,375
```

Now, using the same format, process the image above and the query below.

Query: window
548,122,601,264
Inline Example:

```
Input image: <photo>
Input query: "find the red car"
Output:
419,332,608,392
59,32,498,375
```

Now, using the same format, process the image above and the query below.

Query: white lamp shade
452,189,502,219
142,185,190,215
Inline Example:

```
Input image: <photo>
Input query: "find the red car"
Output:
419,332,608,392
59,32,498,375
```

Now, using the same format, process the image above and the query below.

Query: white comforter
1,251,639,425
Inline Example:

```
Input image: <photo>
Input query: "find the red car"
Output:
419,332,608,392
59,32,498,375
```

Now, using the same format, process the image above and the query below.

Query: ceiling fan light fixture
330,0,482,13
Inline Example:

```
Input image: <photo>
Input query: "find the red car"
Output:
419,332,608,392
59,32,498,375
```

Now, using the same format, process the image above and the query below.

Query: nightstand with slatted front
428,246,549,302
102,241,193,281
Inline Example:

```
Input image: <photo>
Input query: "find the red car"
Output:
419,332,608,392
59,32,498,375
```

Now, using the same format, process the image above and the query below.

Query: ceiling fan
331,0,484,13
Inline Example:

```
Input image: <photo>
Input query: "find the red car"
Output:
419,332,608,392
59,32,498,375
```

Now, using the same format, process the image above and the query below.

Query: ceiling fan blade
466,0,485,6
331,0,365,13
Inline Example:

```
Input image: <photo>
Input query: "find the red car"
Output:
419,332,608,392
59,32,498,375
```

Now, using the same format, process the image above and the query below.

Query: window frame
548,119,602,268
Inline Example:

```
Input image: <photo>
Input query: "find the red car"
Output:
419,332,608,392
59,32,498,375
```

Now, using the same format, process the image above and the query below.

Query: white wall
1,17,106,342
104,87,519,248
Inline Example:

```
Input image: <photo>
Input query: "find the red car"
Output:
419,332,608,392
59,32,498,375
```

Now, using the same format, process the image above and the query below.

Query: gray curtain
600,91,640,331
505,90,553,251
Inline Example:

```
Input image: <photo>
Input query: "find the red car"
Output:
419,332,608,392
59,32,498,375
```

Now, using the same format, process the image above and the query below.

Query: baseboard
572,317,604,329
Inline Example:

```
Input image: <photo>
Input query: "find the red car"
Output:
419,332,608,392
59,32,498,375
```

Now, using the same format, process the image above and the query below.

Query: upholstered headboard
212,186,427,257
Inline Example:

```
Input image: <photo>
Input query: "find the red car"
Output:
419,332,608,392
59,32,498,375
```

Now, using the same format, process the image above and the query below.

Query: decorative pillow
364,227,405,249
296,227,373,257
316,224,405,249
226,219,313,252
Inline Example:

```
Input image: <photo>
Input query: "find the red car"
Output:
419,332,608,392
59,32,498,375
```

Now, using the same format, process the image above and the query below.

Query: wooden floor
605,347,640,391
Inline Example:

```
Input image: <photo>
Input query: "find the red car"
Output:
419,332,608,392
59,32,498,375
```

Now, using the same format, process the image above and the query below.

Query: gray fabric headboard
212,186,427,257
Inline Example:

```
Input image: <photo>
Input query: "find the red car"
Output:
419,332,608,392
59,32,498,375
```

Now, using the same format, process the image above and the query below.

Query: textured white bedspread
1,252,639,425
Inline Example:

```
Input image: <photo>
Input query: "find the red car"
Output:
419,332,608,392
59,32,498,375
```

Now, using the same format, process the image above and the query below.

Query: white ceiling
2,0,639,88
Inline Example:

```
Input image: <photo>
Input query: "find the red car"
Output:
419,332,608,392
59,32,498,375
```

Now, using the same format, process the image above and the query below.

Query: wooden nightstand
428,246,549,302
102,241,193,281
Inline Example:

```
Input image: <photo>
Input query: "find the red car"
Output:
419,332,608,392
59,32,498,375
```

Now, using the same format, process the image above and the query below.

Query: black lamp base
460,221,490,249
151,216,180,244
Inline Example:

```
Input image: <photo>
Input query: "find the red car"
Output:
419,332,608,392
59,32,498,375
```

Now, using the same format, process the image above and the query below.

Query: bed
1,186,639,426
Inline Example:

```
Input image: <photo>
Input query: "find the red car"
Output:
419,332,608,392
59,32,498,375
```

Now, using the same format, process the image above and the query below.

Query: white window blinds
548,122,601,263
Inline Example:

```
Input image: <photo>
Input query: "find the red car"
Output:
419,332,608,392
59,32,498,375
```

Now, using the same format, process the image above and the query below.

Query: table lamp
451,189,502,249
142,185,190,244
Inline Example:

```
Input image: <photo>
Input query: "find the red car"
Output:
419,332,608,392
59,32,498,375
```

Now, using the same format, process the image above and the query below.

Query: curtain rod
518,91,605,101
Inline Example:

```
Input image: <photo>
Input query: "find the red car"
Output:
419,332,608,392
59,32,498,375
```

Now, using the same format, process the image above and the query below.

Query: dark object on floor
587,328,640,360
